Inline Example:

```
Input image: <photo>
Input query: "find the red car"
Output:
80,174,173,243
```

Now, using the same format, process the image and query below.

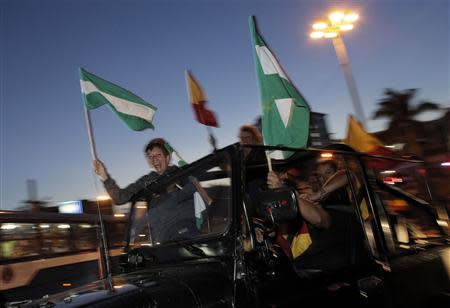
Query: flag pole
265,152,272,172
83,105,114,285
80,80,112,285
206,126,217,151
83,105,98,161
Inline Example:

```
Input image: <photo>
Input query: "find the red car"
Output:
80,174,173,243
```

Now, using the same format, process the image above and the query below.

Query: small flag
344,115,397,170
344,115,384,153
185,70,218,127
193,192,206,229
290,223,312,258
164,142,188,167
249,16,310,159
80,68,157,131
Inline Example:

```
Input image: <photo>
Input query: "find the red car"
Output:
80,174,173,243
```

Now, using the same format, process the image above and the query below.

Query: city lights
310,11,359,40
97,195,111,201
310,10,366,124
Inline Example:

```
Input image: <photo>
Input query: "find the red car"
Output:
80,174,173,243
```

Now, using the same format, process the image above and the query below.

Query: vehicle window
0,222,75,259
129,201,152,247
0,221,108,261
362,156,432,203
0,223,40,259
372,183,444,255
72,223,98,251
39,223,74,254
128,152,232,248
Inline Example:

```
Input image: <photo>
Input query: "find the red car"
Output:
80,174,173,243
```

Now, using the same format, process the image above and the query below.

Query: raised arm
305,171,348,202
297,196,331,229
93,159,152,205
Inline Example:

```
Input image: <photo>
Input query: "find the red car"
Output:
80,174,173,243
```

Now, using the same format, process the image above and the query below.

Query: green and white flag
80,68,157,131
249,16,310,159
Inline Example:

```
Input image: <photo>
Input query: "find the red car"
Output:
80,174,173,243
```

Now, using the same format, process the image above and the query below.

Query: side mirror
255,188,299,226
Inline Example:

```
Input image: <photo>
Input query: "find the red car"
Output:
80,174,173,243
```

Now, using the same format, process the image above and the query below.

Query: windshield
128,151,232,248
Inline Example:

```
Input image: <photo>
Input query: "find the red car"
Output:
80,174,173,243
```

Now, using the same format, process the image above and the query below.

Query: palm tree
372,88,440,155
373,88,440,124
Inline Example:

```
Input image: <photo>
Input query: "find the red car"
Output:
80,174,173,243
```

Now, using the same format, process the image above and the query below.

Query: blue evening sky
1,0,449,210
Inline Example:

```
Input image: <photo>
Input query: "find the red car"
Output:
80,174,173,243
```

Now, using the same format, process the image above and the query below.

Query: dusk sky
1,0,449,210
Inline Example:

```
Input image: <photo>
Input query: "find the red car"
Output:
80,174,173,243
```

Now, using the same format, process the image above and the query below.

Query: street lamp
310,11,366,125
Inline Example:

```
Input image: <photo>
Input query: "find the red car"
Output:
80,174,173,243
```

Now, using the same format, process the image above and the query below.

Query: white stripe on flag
267,150,285,160
80,80,155,122
255,46,288,80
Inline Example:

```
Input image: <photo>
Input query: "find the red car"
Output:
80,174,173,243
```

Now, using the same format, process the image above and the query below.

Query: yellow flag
290,223,312,258
344,115,384,152
186,71,208,104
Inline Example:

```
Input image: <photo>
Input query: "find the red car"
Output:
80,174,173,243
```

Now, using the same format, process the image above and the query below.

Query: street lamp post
310,11,366,125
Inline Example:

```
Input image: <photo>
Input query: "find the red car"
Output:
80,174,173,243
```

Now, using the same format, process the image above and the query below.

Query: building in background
309,112,332,147
253,112,332,147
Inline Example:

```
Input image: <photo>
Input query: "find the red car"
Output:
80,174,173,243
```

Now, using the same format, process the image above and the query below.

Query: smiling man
93,138,178,205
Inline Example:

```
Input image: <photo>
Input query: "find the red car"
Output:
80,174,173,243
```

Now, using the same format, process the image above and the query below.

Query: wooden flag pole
265,151,273,172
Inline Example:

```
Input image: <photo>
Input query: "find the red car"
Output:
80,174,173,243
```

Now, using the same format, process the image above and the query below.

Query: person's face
146,147,170,175
316,163,336,184
239,131,255,145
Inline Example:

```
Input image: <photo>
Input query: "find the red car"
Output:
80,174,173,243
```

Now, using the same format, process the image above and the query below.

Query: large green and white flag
80,68,157,131
249,16,310,159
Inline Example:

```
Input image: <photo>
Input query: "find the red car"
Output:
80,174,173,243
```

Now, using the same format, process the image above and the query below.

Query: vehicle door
359,154,450,308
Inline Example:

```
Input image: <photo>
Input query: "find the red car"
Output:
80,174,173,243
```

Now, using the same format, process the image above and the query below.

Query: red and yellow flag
185,71,218,127
290,223,312,258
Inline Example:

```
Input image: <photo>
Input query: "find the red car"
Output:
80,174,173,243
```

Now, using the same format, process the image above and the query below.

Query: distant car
12,143,450,308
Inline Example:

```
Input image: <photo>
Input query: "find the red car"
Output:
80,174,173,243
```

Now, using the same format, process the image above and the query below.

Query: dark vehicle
10,144,450,308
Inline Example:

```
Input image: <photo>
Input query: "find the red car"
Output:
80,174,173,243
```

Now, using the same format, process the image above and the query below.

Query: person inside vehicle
238,124,266,163
93,137,179,205
94,138,206,242
267,167,331,229
265,157,353,271
300,159,350,206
